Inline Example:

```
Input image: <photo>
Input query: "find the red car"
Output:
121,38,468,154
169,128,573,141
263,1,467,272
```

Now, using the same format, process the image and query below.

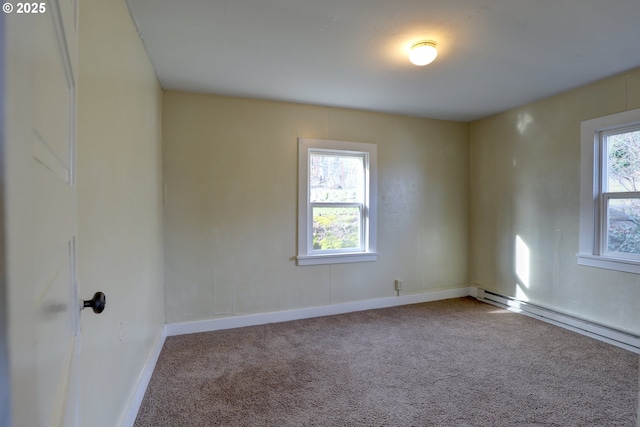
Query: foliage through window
310,153,364,251
602,127,640,255
297,139,377,266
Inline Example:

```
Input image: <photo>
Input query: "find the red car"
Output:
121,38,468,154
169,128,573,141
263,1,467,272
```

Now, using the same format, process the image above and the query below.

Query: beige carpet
135,297,638,426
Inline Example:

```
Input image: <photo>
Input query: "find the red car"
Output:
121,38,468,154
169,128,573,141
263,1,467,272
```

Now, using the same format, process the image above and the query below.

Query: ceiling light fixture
409,41,438,66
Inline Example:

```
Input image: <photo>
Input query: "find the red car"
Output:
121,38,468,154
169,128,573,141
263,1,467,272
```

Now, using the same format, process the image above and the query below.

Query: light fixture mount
409,40,438,66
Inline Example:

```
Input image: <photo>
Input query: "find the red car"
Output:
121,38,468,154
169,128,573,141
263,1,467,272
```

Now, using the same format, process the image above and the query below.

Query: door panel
6,0,79,425
32,4,73,181
0,9,9,427
33,165,77,426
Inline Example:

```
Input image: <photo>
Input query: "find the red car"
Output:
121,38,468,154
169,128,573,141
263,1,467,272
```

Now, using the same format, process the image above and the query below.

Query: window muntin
297,139,377,266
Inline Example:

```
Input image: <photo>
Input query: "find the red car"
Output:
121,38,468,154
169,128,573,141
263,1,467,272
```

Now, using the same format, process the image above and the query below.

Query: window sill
296,252,378,266
577,253,640,275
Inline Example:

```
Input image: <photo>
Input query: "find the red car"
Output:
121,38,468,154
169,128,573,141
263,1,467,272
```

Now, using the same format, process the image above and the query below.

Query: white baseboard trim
121,326,168,427
473,287,640,354
166,287,471,337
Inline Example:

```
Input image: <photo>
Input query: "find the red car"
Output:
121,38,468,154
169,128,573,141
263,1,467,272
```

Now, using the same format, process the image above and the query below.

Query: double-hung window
297,138,377,266
578,107,640,273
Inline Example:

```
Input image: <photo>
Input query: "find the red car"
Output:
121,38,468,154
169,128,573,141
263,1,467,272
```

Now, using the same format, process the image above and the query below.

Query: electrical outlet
394,279,402,291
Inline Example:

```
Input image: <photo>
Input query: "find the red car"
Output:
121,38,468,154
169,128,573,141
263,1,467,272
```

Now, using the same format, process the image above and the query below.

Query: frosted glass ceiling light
409,41,437,66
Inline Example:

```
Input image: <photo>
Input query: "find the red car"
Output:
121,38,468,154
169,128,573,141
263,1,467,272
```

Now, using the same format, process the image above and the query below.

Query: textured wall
162,92,469,323
77,0,164,425
470,67,640,335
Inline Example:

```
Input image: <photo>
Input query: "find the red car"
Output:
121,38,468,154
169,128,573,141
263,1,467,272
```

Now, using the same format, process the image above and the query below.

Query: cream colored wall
470,68,640,335
162,92,469,323
77,0,164,426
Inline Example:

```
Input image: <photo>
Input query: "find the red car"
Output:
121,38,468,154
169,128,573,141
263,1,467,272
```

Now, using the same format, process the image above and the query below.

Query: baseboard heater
475,288,640,354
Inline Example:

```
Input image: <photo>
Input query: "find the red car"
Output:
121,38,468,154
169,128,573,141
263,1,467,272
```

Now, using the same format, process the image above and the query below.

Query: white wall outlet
394,279,402,291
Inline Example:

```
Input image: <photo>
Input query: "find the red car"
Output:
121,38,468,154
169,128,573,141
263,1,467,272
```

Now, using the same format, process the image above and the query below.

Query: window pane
310,153,364,203
312,206,361,251
607,198,640,254
606,129,640,192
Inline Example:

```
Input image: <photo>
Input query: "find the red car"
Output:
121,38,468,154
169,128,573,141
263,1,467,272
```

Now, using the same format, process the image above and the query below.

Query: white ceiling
126,0,640,122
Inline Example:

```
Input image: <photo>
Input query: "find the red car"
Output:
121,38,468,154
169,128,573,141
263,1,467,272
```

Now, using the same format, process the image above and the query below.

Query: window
578,107,640,274
297,138,377,266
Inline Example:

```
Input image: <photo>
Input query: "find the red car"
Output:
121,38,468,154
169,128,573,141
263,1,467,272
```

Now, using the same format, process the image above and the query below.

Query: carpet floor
135,297,638,426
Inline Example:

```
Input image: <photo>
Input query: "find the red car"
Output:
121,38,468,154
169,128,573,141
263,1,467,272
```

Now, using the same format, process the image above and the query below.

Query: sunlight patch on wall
515,235,530,288
517,112,533,134
515,284,529,302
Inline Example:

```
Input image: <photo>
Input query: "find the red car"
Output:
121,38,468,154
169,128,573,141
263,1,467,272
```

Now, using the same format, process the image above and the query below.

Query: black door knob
83,292,106,314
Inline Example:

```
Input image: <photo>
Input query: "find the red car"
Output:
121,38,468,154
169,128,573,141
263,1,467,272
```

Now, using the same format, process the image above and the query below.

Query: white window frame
297,138,377,266
578,107,640,274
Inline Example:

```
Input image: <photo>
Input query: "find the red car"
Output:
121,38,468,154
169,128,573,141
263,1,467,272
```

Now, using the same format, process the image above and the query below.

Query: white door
0,10,10,427
5,0,83,425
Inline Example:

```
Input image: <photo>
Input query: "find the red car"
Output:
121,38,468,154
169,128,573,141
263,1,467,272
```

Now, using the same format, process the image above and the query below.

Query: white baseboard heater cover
475,288,640,354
